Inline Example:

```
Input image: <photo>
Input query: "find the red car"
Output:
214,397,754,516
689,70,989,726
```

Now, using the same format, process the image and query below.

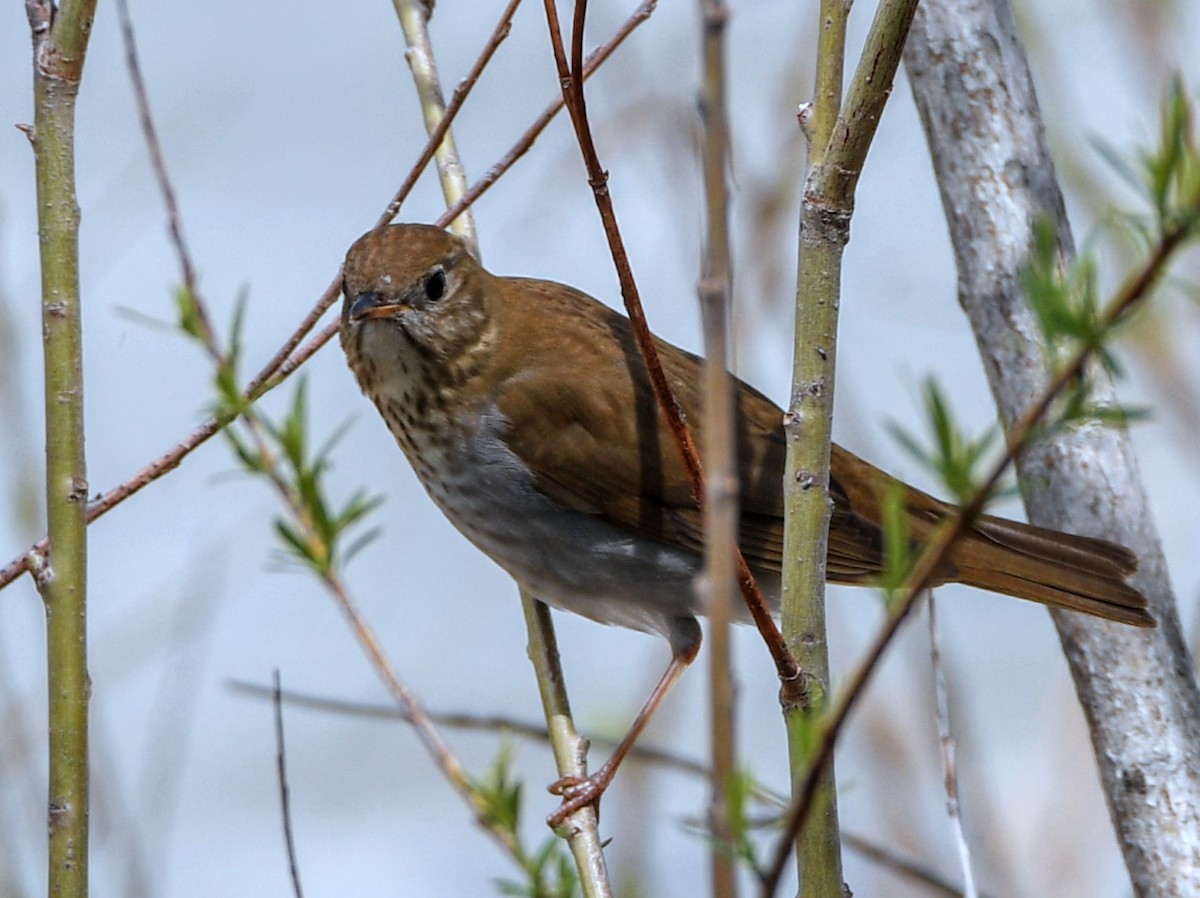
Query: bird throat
349,313,500,479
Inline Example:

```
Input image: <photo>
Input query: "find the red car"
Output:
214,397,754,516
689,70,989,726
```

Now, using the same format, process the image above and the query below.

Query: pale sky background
1,1,1199,896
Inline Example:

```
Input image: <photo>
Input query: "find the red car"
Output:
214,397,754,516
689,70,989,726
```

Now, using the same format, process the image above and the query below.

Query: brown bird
340,223,1152,822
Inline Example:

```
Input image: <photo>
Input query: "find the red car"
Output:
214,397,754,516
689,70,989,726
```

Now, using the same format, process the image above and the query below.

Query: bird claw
546,771,608,828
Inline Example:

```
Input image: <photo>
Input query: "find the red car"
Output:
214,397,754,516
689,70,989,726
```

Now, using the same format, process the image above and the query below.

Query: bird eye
424,269,446,302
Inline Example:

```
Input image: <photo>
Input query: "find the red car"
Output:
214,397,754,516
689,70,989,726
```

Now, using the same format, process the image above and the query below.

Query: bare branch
391,0,477,249
927,596,977,898
272,672,306,898
697,0,739,893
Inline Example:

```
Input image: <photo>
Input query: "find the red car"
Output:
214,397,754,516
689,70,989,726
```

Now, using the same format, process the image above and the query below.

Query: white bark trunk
903,2,1200,895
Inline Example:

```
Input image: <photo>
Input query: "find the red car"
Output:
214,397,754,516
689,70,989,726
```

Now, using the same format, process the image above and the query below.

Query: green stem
780,0,921,894
390,0,477,248
521,594,614,898
698,0,738,894
29,2,99,895
779,0,848,892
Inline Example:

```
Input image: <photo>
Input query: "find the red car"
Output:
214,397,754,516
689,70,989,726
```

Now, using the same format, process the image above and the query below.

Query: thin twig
242,278,342,401
116,0,293,533
696,0,739,895
0,294,332,591
378,0,523,231
391,0,477,250
544,0,706,522
118,0,326,584
115,0,214,353
272,671,306,898
231,679,706,769
320,571,524,857
436,0,657,230
260,317,341,393
232,681,561,739
541,0,796,684
842,832,991,898
927,595,977,898
236,679,986,897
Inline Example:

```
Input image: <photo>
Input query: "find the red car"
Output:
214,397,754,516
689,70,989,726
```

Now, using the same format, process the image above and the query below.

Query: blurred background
1,1,1198,895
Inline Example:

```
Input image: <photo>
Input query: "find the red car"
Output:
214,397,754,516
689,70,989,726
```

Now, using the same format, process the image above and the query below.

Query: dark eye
424,268,446,302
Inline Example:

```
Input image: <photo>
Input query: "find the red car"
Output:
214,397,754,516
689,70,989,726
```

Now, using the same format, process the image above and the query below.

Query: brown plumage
341,223,1151,631
496,277,1149,626
340,223,1151,820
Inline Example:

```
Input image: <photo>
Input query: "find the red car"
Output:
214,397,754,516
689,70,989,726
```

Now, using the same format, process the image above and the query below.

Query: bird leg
547,637,700,827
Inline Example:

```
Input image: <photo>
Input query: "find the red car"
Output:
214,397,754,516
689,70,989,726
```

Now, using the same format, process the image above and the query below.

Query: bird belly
398,405,707,640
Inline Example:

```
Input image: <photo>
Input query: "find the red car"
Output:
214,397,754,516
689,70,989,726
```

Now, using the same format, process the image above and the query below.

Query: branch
237,680,988,897
115,0,212,350
436,0,657,230
904,4,1200,895
272,672,306,898
780,0,851,890
542,0,797,691
781,1,920,894
390,0,478,249
927,597,977,898
760,106,1198,898
696,0,739,894
321,572,533,861
26,0,99,894
394,4,612,892
378,0,522,231
520,596,613,898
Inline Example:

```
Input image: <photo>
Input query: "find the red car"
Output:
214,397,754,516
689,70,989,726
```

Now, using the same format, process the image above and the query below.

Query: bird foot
546,768,612,828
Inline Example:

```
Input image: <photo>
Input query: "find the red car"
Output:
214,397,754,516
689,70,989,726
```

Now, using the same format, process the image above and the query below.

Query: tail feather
950,515,1153,627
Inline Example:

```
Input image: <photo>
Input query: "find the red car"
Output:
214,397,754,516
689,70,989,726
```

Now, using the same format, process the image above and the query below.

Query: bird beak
348,292,410,322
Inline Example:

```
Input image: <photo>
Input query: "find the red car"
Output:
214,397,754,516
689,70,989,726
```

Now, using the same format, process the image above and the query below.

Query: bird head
341,224,491,366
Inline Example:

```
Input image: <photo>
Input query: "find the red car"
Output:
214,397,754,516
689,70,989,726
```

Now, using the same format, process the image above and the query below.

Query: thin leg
547,628,701,827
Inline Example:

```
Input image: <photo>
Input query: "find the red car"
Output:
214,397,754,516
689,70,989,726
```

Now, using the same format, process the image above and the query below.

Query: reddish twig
115,0,216,353
272,671,307,898
542,0,797,682
378,0,522,230
243,278,343,401
437,0,657,229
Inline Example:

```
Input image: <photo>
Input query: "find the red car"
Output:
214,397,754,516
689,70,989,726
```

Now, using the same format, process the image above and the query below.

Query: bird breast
348,319,709,638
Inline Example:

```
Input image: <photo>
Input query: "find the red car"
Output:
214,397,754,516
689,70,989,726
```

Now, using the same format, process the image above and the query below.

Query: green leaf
878,480,913,604
175,284,205,342
274,519,313,566
222,428,264,474
472,742,522,834
889,378,1000,507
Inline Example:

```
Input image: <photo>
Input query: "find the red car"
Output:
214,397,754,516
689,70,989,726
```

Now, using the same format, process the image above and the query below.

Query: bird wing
490,278,895,580
490,280,705,549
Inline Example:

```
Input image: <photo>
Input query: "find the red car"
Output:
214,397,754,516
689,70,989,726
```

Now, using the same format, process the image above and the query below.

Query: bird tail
949,515,1154,627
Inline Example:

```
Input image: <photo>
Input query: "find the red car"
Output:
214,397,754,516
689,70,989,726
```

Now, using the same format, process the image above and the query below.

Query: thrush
340,222,1152,822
